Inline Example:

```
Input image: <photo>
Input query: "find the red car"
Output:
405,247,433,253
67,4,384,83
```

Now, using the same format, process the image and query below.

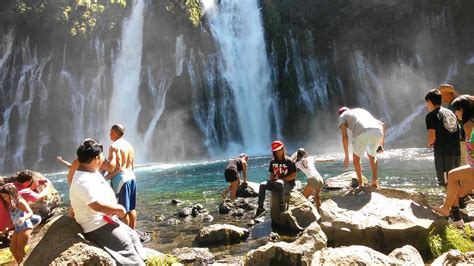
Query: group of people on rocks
0,123,146,265
0,170,53,264
425,85,474,227
223,104,386,218
222,83,473,225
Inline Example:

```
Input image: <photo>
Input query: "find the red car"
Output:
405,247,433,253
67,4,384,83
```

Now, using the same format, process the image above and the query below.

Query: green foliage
146,254,180,266
184,0,202,27
164,0,203,27
5,0,127,37
428,225,474,258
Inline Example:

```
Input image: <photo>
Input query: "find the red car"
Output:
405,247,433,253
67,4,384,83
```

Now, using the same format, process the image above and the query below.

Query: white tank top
295,156,321,178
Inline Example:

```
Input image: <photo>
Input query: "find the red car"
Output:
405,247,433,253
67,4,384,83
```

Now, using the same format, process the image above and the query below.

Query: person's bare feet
221,192,227,199
430,205,450,217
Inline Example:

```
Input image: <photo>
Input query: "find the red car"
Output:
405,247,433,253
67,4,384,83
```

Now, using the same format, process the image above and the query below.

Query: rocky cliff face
0,0,473,173
261,0,474,148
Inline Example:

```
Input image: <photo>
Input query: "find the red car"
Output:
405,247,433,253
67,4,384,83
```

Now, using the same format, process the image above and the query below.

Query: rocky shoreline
2,172,474,265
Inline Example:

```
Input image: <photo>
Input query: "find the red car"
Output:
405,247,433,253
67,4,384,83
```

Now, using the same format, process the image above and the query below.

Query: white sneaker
448,217,465,227
460,208,469,216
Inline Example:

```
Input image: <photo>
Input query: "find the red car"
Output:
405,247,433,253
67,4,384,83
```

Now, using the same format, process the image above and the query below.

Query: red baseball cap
271,140,284,152
337,106,349,116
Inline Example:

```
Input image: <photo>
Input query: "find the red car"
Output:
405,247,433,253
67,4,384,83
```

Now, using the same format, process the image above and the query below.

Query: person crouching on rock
222,153,249,200
292,148,334,212
0,183,40,264
254,141,297,218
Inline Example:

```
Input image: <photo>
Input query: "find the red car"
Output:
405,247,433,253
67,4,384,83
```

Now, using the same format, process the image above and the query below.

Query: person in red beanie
254,141,297,218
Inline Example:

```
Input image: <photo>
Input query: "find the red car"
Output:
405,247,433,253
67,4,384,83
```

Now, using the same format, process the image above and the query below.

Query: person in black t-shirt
425,89,461,187
254,141,297,218
222,153,248,200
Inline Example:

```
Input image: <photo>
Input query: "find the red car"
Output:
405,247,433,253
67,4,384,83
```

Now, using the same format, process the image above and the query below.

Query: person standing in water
291,148,334,212
105,124,137,229
222,153,248,200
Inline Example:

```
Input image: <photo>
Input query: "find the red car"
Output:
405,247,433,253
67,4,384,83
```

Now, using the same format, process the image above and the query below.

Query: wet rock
218,200,233,214
177,204,209,218
236,182,259,198
270,190,320,230
323,171,368,190
172,247,215,265
202,214,214,223
231,208,245,217
219,199,256,215
319,187,437,256
154,214,165,221
311,245,398,265
166,218,181,225
171,199,184,205
244,222,327,265
195,224,249,245
177,206,193,218
136,230,152,243
388,245,423,265
268,232,280,242
431,250,474,265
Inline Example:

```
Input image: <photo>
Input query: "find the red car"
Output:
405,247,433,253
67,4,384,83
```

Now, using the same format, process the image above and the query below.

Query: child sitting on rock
0,183,41,264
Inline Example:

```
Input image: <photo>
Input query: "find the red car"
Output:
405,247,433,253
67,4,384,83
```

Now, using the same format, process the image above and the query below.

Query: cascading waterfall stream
201,0,275,155
108,0,145,158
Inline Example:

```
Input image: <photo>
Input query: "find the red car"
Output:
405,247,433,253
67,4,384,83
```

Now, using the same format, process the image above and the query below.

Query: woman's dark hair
0,183,19,210
16,170,34,184
451,94,474,122
424,89,442,105
77,138,103,163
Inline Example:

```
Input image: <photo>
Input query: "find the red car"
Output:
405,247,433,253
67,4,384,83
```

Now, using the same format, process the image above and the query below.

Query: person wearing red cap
254,141,297,218
338,107,385,188
221,153,249,200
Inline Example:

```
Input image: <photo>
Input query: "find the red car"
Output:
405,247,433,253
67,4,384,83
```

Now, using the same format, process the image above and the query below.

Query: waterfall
288,30,329,113
353,51,392,124
0,34,50,171
201,0,274,155
108,0,145,157
385,104,425,144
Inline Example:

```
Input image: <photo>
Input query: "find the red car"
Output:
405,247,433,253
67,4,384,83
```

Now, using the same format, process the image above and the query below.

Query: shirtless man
105,124,137,229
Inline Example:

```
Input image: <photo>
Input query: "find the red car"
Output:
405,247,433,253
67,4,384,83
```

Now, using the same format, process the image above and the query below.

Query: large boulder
172,247,215,265
431,250,474,265
195,224,249,245
24,215,115,265
388,245,424,265
319,187,437,257
323,171,368,190
271,190,320,230
24,215,160,265
244,222,327,265
311,245,399,265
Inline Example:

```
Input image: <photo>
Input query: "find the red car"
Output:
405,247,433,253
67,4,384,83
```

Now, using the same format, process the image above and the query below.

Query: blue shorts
14,214,41,232
116,179,136,212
